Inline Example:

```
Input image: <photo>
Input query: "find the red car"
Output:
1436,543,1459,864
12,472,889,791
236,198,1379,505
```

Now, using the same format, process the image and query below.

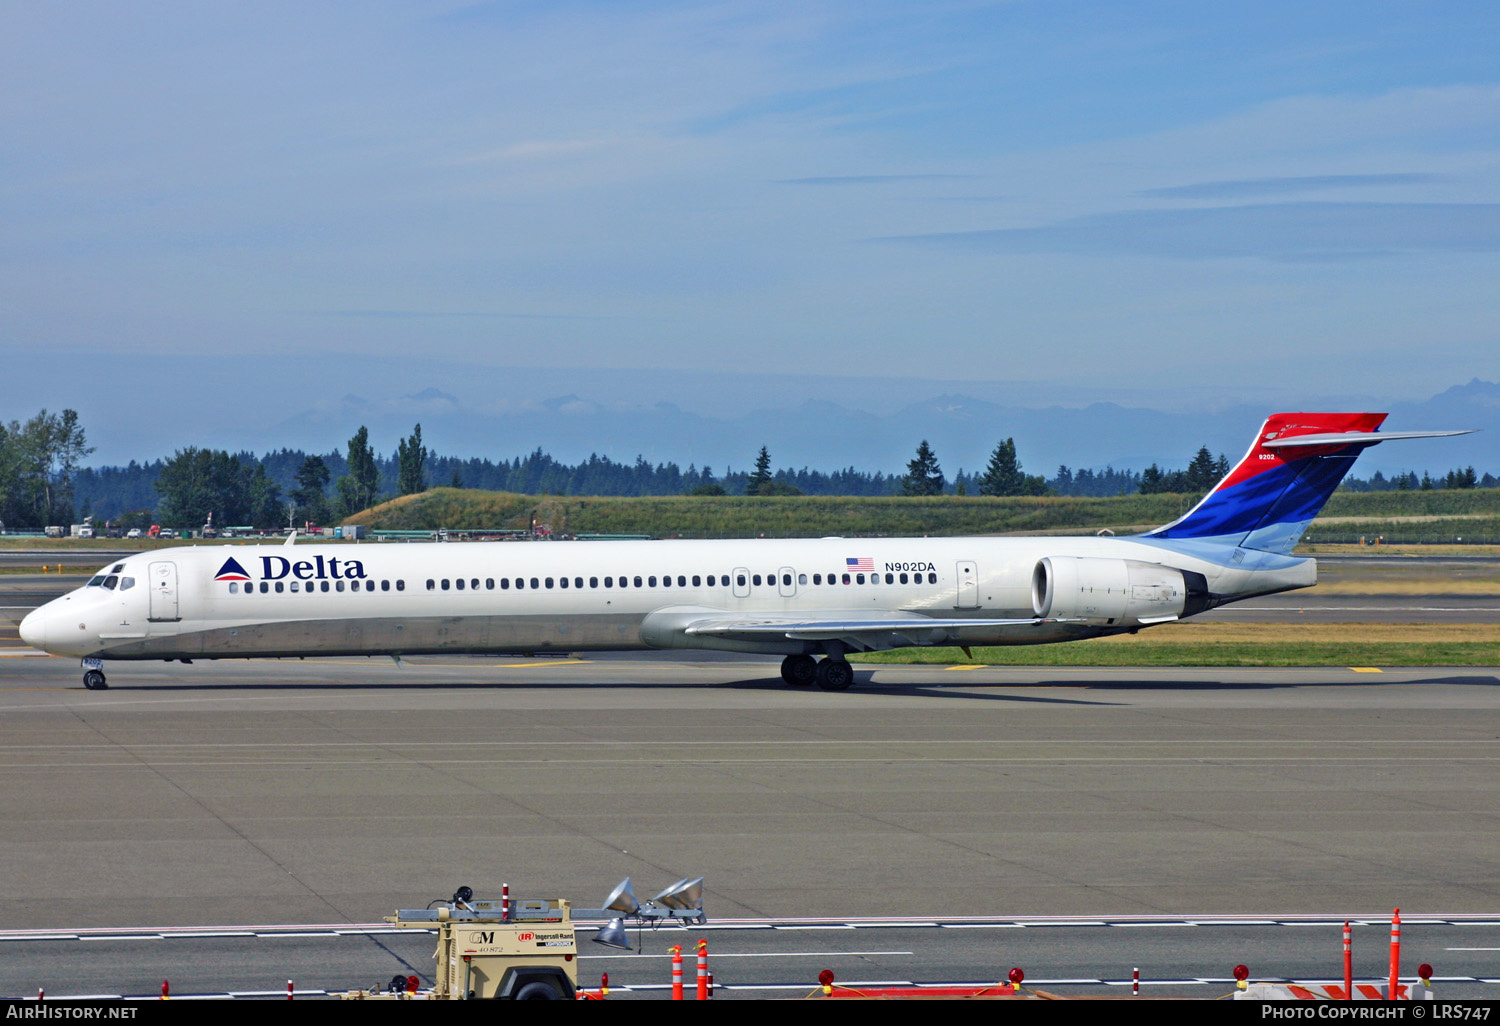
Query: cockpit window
102,576,119,590
87,576,106,587
120,577,135,590
111,564,125,573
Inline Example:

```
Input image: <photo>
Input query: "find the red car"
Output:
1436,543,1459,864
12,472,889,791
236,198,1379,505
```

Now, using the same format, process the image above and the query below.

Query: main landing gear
779,654,854,691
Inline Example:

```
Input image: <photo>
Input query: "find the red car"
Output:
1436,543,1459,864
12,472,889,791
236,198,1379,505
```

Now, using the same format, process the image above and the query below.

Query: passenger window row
230,580,404,594
419,571,939,591
223,570,941,595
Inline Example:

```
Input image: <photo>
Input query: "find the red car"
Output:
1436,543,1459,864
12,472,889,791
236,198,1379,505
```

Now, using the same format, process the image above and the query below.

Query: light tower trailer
341,896,580,1000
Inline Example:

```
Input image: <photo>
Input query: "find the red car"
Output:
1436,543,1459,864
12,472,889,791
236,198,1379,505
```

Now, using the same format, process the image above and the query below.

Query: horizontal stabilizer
1262,429,1473,448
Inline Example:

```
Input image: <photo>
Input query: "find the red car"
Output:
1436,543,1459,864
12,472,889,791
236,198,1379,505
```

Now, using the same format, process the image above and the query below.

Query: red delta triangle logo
213,556,252,582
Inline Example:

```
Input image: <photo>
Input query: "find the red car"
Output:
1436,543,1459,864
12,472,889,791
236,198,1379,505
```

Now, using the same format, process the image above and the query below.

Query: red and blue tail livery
1147,413,1469,555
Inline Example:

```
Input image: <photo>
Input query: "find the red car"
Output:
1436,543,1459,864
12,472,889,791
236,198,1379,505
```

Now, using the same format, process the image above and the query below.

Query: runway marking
581,950,914,959
944,664,987,671
1350,666,1384,673
5,914,1498,945
2,738,1496,751
10,756,1500,770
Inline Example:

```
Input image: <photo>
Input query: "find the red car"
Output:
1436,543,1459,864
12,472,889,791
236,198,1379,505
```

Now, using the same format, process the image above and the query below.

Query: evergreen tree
396,424,428,496
291,455,331,525
335,426,381,515
978,439,1024,496
245,462,281,529
902,440,945,496
746,446,773,494
1185,446,1219,493
1139,463,1165,493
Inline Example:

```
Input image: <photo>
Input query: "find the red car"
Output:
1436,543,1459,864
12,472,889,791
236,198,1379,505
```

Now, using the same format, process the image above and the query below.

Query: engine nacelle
1031,556,1210,627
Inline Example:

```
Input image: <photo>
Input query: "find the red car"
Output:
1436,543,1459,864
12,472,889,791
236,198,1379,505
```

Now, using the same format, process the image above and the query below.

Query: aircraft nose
18,608,47,651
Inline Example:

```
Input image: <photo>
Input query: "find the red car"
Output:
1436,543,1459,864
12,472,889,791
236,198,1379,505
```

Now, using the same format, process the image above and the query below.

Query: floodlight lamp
593,918,632,950
654,876,703,910
602,877,640,915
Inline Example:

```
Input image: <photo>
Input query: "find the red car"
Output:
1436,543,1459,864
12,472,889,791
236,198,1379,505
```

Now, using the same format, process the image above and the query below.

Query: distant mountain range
266,378,1498,479
4,344,1488,477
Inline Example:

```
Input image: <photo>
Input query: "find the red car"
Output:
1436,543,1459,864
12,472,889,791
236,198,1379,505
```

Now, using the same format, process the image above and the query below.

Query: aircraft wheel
780,654,817,686
83,669,108,690
814,658,854,692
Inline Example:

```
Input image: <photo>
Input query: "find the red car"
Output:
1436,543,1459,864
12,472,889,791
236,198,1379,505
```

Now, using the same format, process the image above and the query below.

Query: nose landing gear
81,659,108,690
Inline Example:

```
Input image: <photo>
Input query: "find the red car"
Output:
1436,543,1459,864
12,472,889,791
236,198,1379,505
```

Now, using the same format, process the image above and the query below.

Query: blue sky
3,2,1498,464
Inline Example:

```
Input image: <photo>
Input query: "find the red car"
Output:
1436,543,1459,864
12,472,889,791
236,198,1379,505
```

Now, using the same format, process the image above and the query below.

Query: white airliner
19,413,1469,691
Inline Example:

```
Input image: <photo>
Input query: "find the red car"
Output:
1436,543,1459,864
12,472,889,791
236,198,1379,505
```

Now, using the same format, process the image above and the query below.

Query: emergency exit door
148,561,180,621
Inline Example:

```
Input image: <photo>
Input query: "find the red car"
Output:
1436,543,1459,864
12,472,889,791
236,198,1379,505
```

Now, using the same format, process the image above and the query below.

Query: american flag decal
846,557,873,571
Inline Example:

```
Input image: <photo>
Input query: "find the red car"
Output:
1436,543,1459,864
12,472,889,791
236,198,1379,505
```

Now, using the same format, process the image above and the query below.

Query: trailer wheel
513,981,564,1000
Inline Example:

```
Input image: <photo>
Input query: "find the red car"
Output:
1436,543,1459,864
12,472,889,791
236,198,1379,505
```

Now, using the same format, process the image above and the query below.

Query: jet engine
1031,556,1212,627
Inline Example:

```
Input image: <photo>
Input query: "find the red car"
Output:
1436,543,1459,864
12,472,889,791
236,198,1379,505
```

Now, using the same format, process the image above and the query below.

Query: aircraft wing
677,610,1081,651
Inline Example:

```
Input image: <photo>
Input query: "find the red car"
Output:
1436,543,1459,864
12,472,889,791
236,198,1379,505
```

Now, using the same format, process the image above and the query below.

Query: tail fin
1146,413,1468,555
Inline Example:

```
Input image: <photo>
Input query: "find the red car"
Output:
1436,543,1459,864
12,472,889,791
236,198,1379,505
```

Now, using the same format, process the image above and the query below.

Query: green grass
348,487,1500,540
852,623,1500,667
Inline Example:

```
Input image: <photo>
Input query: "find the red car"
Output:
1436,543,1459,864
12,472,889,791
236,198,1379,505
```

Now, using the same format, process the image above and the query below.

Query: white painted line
0,934,77,942
853,921,939,928
774,924,856,930
1109,921,1195,928
581,950,914,960
164,930,256,938
940,923,1027,929
335,928,409,935
257,932,339,938
80,935,162,941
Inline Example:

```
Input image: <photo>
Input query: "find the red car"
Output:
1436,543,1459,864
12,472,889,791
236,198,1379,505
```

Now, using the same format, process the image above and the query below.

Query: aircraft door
148,561,181,621
777,566,796,598
955,561,979,609
732,567,750,599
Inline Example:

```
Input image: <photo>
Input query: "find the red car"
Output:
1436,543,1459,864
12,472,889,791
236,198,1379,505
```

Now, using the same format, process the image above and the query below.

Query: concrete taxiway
1,550,1496,998
2,654,1498,929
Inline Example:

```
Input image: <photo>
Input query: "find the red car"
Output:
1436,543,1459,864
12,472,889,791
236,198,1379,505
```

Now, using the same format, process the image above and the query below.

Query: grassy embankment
347,486,1500,543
